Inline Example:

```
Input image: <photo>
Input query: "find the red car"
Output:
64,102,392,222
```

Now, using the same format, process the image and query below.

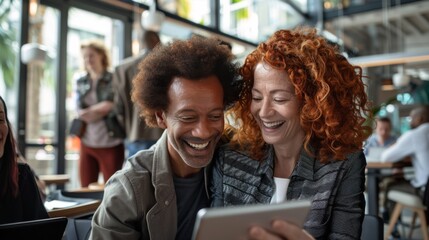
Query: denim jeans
126,140,157,158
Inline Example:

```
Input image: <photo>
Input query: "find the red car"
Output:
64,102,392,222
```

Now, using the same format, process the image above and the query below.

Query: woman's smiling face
250,62,304,146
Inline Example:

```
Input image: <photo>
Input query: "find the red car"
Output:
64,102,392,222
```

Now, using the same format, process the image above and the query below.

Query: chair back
361,214,383,240
0,217,68,240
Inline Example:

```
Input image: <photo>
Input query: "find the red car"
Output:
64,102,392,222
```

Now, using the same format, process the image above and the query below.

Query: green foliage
371,96,398,116
0,0,17,89
231,0,249,20
178,0,190,18
411,82,429,104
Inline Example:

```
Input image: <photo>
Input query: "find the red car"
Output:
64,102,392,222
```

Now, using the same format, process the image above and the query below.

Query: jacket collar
151,130,212,204
265,145,316,181
152,131,176,207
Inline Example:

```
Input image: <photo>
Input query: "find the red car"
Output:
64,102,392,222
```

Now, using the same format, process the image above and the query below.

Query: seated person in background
0,96,49,224
89,36,239,239
363,116,397,157
212,27,371,239
381,105,429,197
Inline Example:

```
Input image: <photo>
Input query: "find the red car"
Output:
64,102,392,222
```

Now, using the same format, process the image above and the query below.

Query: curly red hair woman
229,27,371,162
212,27,372,239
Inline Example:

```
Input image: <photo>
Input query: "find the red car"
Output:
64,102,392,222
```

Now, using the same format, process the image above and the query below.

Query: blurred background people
0,96,48,224
74,40,124,187
113,30,163,159
364,116,397,156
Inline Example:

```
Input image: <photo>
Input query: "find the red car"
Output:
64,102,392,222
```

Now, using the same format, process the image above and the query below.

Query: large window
220,0,304,43
18,0,129,189
159,0,213,27
132,0,307,44
0,0,20,128
24,4,60,176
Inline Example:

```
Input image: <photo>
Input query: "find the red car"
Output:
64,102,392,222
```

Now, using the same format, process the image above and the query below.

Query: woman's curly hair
227,27,372,163
132,36,240,127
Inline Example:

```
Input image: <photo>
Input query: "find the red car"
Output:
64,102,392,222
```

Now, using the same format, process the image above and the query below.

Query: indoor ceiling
324,0,429,80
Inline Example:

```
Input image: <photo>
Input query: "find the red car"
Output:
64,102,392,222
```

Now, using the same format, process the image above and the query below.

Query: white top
270,177,290,204
381,123,429,188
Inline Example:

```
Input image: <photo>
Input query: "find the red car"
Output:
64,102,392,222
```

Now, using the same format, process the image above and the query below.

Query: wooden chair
384,189,429,240
88,182,105,191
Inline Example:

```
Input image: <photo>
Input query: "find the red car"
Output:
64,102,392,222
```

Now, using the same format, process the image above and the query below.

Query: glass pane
26,145,56,175
324,0,380,10
26,6,59,146
220,0,304,43
0,0,20,129
290,0,308,13
23,5,59,182
131,0,152,4
66,7,124,188
25,145,78,189
158,0,213,27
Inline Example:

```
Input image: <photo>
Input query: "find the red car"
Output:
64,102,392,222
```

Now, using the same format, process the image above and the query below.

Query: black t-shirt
174,170,210,240
0,163,49,224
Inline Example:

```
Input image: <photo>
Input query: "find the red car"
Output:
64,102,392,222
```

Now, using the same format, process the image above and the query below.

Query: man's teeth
188,142,209,149
263,121,284,128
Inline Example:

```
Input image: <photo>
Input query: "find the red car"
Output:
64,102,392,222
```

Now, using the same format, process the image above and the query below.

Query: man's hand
248,220,314,240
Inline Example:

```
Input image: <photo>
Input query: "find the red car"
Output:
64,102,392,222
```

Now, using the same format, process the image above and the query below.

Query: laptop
0,217,68,240
366,147,386,162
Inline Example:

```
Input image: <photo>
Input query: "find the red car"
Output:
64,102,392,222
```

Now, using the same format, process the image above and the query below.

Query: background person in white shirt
381,105,429,191
381,105,429,225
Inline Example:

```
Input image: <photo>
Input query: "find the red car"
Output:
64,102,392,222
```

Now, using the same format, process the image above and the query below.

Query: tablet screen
192,199,311,240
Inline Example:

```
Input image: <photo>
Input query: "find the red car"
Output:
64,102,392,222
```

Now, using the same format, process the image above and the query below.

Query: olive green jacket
90,131,211,240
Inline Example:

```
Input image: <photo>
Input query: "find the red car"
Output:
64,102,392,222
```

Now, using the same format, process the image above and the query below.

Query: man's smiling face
156,75,224,177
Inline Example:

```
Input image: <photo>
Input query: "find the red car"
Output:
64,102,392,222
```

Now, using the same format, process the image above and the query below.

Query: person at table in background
211,27,372,239
0,96,49,224
90,36,240,240
363,116,397,156
364,116,404,223
75,40,125,187
381,105,429,197
113,30,163,159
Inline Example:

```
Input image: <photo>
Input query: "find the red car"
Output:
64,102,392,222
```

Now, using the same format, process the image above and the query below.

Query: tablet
192,200,311,240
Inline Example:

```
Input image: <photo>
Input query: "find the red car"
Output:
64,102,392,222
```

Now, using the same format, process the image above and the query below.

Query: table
366,160,412,216
39,174,70,194
39,174,70,185
47,200,101,218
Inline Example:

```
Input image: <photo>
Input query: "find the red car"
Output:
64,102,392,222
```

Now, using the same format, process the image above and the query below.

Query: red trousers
79,143,124,187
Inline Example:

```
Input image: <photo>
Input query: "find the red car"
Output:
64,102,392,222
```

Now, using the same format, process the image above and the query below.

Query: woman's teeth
263,121,284,128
